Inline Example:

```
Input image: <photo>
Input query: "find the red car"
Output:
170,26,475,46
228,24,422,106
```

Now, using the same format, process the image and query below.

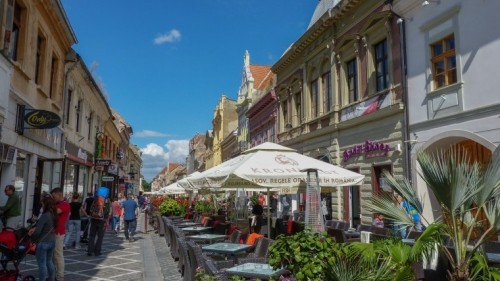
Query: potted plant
159,197,185,217
370,147,500,280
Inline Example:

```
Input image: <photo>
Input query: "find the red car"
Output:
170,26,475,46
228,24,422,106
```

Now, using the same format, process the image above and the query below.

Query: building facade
394,0,500,221
205,95,237,169
273,0,406,226
0,0,77,221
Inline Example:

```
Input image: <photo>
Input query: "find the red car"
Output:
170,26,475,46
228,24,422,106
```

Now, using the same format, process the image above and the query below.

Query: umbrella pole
267,187,271,238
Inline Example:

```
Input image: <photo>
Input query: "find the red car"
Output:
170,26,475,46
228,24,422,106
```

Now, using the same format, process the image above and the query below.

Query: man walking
121,193,138,242
81,192,94,243
0,185,21,228
87,197,110,256
50,188,70,281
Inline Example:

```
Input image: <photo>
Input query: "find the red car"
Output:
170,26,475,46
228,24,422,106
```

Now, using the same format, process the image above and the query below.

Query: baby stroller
0,227,35,281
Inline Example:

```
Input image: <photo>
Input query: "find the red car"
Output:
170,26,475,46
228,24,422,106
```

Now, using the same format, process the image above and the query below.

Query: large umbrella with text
187,142,364,232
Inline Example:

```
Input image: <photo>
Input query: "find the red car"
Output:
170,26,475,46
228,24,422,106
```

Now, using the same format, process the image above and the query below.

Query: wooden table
202,242,254,262
225,262,288,280
187,234,227,244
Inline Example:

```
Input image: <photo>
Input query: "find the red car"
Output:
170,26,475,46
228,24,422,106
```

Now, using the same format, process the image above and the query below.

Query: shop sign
107,163,118,175
343,140,391,161
23,109,61,129
95,159,112,166
102,176,115,182
65,141,93,166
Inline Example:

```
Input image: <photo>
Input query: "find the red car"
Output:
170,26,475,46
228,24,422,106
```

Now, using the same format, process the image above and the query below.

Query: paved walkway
15,213,183,281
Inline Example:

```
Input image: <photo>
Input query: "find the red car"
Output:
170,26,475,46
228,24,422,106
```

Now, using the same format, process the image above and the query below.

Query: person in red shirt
50,188,70,281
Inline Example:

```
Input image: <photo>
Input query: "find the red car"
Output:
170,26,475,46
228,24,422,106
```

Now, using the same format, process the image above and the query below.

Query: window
321,72,331,113
263,129,268,143
35,34,46,84
9,3,21,57
87,112,93,140
374,39,389,92
49,55,58,98
66,90,72,125
75,99,82,132
347,58,358,103
269,126,275,143
431,34,456,89
282,100,288,130
8,2,23,61
294,92,301,126
310,79,319,118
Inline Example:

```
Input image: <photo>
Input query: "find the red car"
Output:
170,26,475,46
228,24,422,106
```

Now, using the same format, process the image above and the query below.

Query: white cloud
140,139,189,181
135,130,168,138
154,29,181,45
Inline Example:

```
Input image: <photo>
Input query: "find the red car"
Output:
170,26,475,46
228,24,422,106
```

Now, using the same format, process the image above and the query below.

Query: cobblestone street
15,214,182,281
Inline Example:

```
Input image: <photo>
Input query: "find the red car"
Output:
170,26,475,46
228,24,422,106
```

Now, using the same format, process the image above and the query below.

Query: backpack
90,196,109,219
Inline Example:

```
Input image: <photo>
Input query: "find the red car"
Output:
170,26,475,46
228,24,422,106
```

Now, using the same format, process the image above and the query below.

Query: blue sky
61,0,318,181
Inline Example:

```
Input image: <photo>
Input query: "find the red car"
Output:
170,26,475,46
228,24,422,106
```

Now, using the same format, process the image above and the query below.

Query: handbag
27,227,54,255
26,240,37,255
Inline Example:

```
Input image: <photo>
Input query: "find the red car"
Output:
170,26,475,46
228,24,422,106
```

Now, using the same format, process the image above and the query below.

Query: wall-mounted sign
343,140,391,161
95,159,112,166
23,109,61,129
102,176,115,182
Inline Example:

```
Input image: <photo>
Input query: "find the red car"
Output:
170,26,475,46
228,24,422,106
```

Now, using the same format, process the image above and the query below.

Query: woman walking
111,196,122,234
29,195,57,281
64,193,84,249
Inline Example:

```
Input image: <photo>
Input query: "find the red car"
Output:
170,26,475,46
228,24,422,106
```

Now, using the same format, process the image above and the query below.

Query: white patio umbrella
177,171,200,190
160,182,186,195
187,142,365,232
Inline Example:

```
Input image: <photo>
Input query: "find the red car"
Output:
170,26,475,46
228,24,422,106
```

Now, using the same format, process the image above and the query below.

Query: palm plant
370,146,500,281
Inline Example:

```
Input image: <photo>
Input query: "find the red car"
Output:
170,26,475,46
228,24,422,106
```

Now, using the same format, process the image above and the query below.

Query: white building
394,0,500,221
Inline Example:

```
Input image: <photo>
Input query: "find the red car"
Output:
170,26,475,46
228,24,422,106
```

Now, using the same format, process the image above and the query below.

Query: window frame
310,79,319,118
321,71,331,113
430,34,457,90
346,58,358,104
374,39,389,92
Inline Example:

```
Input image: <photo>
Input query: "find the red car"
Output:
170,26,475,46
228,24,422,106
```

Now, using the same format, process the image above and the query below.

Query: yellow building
206,95,237,169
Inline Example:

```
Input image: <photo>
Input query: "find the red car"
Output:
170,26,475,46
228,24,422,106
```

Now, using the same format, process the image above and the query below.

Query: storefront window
64,163,76,195
15,153,26,192
42,162,52,193
78,166,87,195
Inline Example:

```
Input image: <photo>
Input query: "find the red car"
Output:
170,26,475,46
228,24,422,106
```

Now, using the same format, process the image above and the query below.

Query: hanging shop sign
16,104,61,131
102,176,115,182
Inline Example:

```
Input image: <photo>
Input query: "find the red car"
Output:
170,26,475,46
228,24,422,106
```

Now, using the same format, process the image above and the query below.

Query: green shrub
159,198,185,217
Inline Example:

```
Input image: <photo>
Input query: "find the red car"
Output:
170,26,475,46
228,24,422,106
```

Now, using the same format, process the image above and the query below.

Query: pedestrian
28,195,57,281
81,192,94,243
111,196,122,234
0,184,21,229
50,187,71,281
137,191,146,210
63,193,84,249
401,197,423,232
251,202,264,234
87,196,110,256
372,213,384,228
121,193,138,242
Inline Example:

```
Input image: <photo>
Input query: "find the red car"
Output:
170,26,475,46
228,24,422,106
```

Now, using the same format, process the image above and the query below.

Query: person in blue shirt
121,193,138,242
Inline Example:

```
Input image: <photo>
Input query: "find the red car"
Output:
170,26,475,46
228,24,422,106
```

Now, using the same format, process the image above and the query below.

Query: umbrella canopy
177,171,200,190
187,142,364,189
160,182,186,195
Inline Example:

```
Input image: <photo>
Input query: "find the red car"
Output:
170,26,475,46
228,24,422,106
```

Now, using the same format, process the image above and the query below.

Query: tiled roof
250,65,272,90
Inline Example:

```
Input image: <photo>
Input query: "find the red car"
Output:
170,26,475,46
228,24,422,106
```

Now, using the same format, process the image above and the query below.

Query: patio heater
304,168,324,234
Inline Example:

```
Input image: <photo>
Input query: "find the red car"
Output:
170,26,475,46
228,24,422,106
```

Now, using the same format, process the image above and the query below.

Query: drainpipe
59,49,79,187
396,15,411,182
